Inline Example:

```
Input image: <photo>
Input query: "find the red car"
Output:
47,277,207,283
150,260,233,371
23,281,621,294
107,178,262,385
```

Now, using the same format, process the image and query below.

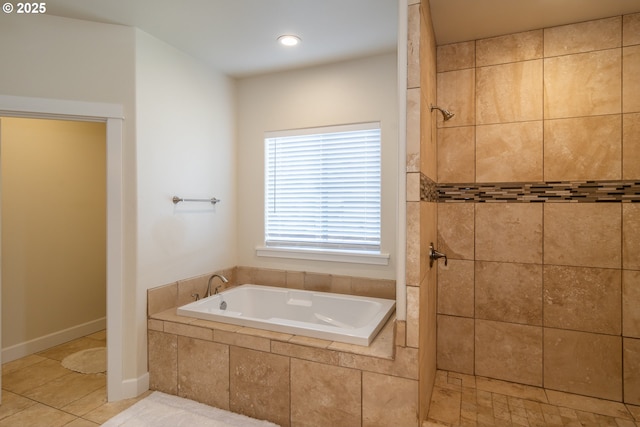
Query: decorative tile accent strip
420,174,438,202
425,180,640,203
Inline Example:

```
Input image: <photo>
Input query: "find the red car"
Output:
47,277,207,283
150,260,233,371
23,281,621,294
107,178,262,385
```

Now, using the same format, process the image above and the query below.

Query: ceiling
44,0,640,78
44,0,398,78
431,0,640,46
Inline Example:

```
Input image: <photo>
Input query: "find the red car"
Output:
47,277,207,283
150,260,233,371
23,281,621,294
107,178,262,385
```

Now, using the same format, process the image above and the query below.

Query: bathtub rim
176,284,396,346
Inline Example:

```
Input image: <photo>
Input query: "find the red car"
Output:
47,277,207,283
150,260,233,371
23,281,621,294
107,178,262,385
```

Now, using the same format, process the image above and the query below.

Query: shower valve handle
429,243,448,268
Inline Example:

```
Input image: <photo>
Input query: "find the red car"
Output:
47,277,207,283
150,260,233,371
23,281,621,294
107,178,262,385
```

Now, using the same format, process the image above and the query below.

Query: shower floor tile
426,370,640,427
0,331,150,427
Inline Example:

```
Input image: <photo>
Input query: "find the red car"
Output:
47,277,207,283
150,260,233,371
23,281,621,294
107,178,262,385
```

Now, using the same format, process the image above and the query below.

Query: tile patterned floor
6,337,640,427
0,331,150,427
426,370,640,427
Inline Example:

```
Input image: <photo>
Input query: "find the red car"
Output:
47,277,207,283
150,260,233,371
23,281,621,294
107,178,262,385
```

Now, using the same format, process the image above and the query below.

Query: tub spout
206,274,229,298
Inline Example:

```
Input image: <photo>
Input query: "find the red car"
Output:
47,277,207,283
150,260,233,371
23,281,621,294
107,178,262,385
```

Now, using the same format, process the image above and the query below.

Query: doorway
0,94,126,402
1,117,107,363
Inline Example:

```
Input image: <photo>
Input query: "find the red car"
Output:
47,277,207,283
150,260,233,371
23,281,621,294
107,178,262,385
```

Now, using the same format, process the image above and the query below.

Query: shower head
430,105,455,121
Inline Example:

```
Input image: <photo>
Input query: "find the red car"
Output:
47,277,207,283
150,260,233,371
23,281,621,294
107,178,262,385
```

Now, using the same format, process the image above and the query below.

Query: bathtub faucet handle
429,243,448,268
191,293,200,301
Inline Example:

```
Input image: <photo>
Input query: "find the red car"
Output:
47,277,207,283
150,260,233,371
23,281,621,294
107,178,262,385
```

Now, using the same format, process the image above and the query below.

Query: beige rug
101,391,280,427
61,347,106,374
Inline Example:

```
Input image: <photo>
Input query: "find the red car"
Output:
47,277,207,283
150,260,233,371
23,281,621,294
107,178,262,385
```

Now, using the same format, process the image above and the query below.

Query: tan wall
1,117,106,349
435,14,640,403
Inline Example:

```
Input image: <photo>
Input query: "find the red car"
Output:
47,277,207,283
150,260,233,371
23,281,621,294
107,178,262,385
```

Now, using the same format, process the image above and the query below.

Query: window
263,122,382,259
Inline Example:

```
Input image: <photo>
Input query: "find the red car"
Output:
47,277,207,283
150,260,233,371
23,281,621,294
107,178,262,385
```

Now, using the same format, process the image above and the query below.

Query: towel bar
172,196,220,205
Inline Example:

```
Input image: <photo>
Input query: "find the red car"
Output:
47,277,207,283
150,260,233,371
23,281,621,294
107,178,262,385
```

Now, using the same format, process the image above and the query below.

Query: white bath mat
101,391,280,427
61,347,106,374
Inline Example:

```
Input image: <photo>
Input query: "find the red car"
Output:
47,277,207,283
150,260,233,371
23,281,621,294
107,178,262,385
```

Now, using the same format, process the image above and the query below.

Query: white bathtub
177,284,395,346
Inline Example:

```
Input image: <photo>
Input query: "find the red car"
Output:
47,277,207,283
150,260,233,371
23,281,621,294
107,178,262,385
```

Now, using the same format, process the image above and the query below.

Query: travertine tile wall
435,14,640,404
406,0,438,422
147,273,419,427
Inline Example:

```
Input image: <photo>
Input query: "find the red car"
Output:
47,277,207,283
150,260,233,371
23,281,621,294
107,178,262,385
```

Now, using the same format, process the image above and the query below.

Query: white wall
134,29,236,382
0,14,135,105
0,14,237,394
135,30,236,288
235,52,398,279
0,12,141,389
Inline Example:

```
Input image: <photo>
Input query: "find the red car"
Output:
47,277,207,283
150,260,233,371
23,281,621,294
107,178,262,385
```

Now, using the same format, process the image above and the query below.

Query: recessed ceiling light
277,35,301,47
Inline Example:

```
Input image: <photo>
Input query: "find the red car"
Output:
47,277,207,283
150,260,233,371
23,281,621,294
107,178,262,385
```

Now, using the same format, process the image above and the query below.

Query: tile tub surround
432,12,640,406
147,308,418,427
147,269,418,427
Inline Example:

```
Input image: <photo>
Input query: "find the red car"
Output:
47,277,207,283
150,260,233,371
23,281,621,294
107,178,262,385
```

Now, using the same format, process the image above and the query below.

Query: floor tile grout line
3,364,106,406
0,388,86,424
1,374,106,420
428,370,640,426
1,333,110,426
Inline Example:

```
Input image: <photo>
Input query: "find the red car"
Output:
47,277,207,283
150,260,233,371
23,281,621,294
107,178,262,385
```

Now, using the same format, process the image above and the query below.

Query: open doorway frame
0,94,126,402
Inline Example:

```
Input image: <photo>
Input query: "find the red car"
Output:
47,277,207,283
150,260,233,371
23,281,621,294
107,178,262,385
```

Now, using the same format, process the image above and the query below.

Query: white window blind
265,122,381,253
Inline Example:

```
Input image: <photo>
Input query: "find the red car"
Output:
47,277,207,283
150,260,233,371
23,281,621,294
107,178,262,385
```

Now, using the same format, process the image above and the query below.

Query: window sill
255,246,390,265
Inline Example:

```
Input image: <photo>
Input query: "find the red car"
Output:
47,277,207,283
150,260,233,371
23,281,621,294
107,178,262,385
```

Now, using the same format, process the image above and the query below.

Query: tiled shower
429,10,640,404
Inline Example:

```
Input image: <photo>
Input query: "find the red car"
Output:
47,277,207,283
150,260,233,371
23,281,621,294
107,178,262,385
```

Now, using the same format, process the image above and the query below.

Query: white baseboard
2,317,107,363
112,372,150,402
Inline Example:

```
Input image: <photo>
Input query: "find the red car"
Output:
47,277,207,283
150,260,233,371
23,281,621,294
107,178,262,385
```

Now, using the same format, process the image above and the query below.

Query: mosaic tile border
420,174,438,202
420,177,640,203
